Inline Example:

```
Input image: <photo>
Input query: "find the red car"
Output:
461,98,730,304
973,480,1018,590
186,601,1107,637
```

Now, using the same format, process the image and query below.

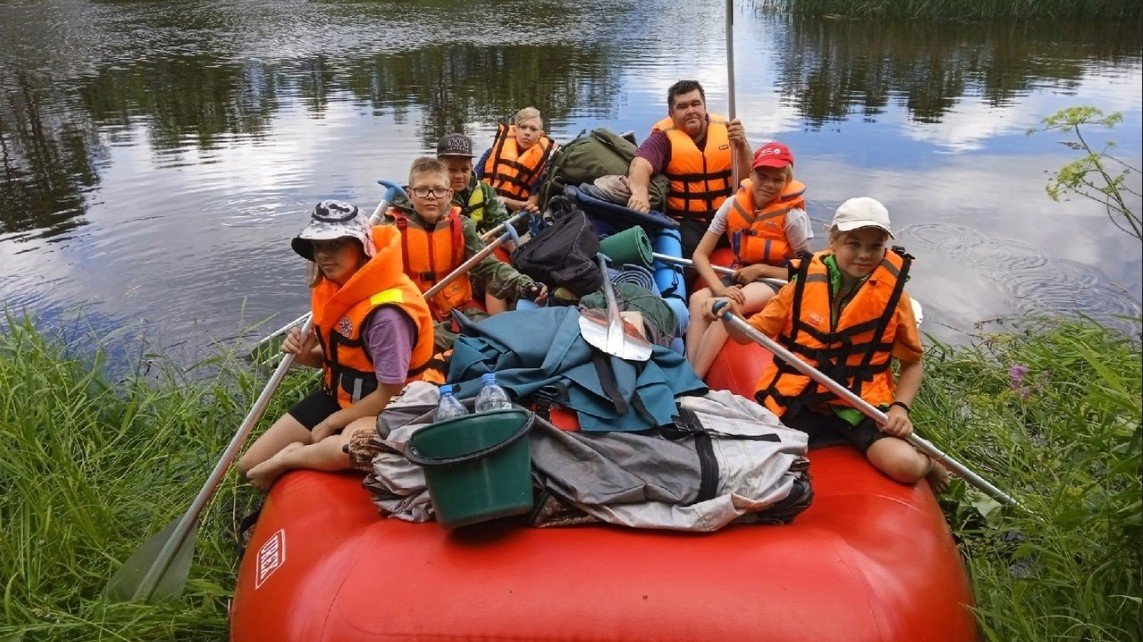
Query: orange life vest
311,225,436,408
754,248,913,417
389,206,473,321
482,123,554,201
656,116,733,222
726,179,807,266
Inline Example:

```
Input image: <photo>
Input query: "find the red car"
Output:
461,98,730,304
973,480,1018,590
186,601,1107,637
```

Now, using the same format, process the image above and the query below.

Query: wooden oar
105,315,315,601
711,300,1019,508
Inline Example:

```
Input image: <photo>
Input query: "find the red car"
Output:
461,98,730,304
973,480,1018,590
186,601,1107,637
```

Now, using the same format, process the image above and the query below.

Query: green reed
0,316,316,641
917,317,1142,641
767,0,1141,20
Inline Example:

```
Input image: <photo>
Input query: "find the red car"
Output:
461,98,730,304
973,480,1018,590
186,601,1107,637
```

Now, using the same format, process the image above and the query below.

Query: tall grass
918,317,1142,641
0,316,315,641
766,0,1141,20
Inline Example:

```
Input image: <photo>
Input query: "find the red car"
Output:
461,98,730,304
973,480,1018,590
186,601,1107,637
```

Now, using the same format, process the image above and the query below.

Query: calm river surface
2,1,1140,368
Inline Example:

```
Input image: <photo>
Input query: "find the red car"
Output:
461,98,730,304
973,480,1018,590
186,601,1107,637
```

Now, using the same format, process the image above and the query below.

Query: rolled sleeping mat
609,264,656,293
651,228,686,301
599,226,654,270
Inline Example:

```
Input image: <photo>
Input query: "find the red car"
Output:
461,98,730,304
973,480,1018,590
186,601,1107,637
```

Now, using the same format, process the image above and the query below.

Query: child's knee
688,288,712,311
867,439,928,484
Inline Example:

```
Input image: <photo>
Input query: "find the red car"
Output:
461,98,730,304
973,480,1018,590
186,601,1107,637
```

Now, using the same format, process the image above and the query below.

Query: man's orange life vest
311,225,436,408
654,116,733,222
726,178,807,266
389,206,473,321
754,248,912,417
482,123,554,201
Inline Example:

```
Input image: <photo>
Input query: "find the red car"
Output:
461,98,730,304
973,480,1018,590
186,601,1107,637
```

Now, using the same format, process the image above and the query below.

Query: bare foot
925,457,951,494
246,442,305,492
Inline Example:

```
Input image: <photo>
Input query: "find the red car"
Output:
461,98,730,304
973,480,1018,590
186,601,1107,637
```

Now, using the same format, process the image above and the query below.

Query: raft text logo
255,529,286,590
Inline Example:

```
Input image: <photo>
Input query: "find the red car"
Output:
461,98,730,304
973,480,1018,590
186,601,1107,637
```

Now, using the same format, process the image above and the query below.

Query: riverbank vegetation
770,0,1141,20
1,313,1139,640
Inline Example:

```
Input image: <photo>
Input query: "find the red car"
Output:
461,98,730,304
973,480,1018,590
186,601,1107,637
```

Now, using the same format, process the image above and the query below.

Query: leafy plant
1031,106,1142,241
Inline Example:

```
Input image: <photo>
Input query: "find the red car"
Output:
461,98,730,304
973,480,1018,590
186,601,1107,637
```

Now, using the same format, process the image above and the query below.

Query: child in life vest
707,197,949,491
436,132,511,237
385,157,547,350
686,142,812,378
238,201,435,491
476,106,555,214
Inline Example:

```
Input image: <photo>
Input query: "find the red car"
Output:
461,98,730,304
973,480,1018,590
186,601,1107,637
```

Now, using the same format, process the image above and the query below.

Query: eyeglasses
410,186,452,199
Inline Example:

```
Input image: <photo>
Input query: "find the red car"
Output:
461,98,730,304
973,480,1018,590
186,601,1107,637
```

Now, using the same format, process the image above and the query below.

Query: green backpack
540,128,670,211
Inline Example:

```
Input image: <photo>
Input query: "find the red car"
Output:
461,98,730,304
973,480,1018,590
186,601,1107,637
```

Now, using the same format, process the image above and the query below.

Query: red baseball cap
752,142,794,170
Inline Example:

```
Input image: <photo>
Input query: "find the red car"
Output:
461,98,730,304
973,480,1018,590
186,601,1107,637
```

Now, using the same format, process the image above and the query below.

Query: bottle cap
481,373,496,384
439,384,453,395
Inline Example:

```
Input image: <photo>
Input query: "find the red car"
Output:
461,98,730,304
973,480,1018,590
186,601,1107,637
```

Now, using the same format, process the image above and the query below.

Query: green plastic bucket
406,409,534,529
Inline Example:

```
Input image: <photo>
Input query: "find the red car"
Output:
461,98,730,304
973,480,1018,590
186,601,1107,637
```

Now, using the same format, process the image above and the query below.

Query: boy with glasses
384,157,547,350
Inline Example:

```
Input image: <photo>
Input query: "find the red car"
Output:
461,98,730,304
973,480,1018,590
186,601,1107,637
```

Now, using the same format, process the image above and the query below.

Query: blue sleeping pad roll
652,228,689,336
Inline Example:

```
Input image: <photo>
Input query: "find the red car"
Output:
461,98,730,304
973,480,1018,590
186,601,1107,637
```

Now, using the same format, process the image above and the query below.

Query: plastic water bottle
434,384,469,422
474,373,513,412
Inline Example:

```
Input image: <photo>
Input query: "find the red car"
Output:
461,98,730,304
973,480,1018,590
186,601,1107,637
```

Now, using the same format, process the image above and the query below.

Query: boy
436,132,510,236
477,107,554,213
385,157,547,350
709,197,948,491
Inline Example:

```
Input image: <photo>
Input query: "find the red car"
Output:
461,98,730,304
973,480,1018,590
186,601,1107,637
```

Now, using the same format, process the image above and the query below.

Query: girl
686,142,812,378
708,197,948,491
238,201,435,491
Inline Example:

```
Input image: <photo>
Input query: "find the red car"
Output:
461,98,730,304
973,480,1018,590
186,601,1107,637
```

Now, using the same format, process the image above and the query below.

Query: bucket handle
405,411,535,468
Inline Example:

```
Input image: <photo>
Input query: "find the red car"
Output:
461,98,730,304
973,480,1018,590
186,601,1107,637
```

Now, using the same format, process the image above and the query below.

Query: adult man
626,79,751,260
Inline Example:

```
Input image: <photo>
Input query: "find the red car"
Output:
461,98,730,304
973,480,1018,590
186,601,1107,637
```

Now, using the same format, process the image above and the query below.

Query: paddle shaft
714,303,1019,508
652,252,787,290
422,222,521,300
132,316,315,601
726,0,738,188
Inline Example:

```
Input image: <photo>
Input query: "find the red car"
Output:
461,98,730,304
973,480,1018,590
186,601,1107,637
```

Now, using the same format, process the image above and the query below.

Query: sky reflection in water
0,0,1139,367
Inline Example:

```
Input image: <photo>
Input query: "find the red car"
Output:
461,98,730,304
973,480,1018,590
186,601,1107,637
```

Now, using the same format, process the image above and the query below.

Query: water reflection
0,0,1139,365
768,16,1142,127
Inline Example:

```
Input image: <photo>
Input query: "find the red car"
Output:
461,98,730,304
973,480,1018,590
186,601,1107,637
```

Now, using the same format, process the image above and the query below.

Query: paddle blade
577,308,653,361
104,517,197,602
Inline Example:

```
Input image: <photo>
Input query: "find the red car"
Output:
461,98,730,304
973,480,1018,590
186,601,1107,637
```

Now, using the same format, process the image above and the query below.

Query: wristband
889,401,911,415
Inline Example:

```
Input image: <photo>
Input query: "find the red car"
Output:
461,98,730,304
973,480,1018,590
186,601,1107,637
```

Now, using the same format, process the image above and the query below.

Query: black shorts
719,273,783,293
287,389,341,430
780,407,887,452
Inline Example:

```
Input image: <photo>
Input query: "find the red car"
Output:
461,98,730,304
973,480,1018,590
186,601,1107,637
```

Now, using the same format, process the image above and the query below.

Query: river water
1,1,1140,368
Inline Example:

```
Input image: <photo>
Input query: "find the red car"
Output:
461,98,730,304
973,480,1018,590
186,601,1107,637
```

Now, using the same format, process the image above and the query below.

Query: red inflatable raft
230,335,976,641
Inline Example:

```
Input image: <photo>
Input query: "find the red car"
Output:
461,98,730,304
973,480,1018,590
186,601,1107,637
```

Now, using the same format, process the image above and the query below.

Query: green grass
0,315,316,641
1,313,1140,640
766,0,1141,20
918,317,1142,641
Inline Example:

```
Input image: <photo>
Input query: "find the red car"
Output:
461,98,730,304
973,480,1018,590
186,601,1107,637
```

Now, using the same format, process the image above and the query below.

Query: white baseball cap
832,197,893,238
291,200,374,260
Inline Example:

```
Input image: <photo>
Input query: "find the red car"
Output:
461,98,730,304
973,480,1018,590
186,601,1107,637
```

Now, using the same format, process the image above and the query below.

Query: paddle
726,0,739,188
710,300,1018,508
105,314,316,602
652,252,786,289
421,212,532,301
579,254,653,361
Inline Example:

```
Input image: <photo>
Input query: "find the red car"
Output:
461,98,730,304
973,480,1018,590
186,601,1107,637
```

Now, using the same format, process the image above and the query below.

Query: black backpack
510,196,603,297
